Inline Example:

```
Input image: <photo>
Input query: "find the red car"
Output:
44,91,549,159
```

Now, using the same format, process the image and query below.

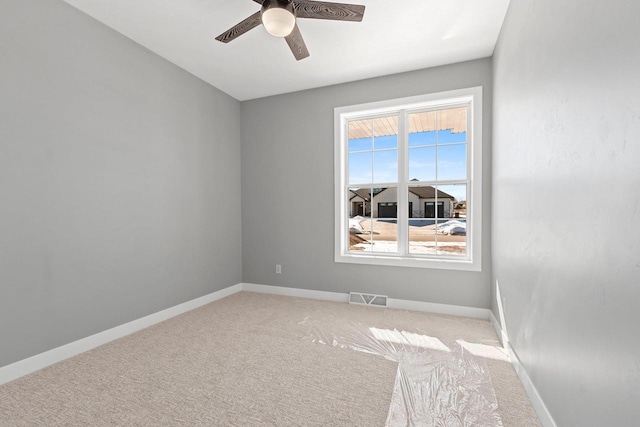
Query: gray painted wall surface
0,0,242,367
492,1,640,425
241,59,492,308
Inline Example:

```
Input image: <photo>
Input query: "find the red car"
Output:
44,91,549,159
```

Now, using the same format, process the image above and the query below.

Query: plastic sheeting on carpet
303,319,504,427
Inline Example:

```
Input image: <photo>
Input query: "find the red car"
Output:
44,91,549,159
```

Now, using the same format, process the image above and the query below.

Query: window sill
335,252,481,271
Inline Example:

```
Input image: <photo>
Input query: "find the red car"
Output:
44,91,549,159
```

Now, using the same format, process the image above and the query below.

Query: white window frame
334,87,482,271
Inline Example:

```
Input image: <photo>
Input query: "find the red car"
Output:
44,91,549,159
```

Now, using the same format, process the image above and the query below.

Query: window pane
374,135,398,150
408,109,436,161
438,129,466,143
408,111,437,147
373,115,398,146
372,116,398,183
372,115,398,142
373,187,398,219
431,184,467,255
365,186,398,253
408,147,436,181
349,138,372,152
370,218,398,253
348,151,372,184
430,186,452,219
408,219,437,255
435,219,467,257
408,185,441,218
373,135,398,150
373,150,397,183
409,130,436,147
437,184,467,219
408,218,467,257
348,187,373,252
348,119,373,142
437,107,467,141
437,144,467,180
347,187,372,218
348,115,398,185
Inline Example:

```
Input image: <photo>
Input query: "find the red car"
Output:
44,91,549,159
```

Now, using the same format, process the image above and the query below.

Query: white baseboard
242,282,490,320
388,297,489,319
1,282,490,386
0,283,243,386
489,311,509,348
242,283,349,303
490,312,557,427
508,343,557,427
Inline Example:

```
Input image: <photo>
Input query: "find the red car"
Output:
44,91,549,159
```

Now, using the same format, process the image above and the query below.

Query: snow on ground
435,220,467,235
353,241,466,255
351,217,466,236
349,216,365,234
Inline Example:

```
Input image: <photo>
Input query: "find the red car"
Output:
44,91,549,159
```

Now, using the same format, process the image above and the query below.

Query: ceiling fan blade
293,1,365,22
215,11,262,43
285,24,310,61
252,0,265,4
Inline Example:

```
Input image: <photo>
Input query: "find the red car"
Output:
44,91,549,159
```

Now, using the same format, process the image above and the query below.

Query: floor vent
349,292,388,307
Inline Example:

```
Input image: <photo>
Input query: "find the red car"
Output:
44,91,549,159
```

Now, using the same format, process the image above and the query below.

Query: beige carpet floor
0,292,541,426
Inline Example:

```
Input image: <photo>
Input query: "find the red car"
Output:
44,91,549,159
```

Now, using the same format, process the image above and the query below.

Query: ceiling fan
215,0,366,61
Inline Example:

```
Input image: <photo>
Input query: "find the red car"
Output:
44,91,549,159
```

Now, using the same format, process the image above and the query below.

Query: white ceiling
62,0,510,101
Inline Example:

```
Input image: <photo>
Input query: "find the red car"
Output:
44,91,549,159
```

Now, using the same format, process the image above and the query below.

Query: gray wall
0,0,242,367
241,59,492,308
492,0,640,425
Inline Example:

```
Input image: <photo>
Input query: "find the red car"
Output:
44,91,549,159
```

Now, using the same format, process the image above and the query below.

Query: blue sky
348,130,468,201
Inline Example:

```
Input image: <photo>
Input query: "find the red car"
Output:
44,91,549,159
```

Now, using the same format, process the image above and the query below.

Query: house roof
349,188,371,201
408,186,455,200
354,186,455,200
349,188,385,201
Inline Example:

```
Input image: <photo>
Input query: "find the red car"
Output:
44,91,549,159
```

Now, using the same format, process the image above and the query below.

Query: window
334,87,482,271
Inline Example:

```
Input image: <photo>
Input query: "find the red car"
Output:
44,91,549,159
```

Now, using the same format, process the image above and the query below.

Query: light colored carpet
0,292,541,426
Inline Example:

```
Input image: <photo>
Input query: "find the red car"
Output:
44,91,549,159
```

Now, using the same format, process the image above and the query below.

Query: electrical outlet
275,264,281,274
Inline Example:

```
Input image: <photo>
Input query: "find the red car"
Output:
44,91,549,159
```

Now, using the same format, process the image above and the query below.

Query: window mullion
397,111,408,256
342,120,349,255
434,109,439,251
465,101,473,258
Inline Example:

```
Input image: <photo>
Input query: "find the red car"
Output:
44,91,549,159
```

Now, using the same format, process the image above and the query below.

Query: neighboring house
406,186,456,219
349,187,389,217
348,188,372,217
453,201,467,218
350,186,456,218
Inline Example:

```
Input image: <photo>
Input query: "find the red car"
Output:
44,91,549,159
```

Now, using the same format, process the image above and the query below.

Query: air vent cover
349,292,388,307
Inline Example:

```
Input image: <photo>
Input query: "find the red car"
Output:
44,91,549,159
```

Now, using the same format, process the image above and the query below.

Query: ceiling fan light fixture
261,1,296,38
216,0,365,61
